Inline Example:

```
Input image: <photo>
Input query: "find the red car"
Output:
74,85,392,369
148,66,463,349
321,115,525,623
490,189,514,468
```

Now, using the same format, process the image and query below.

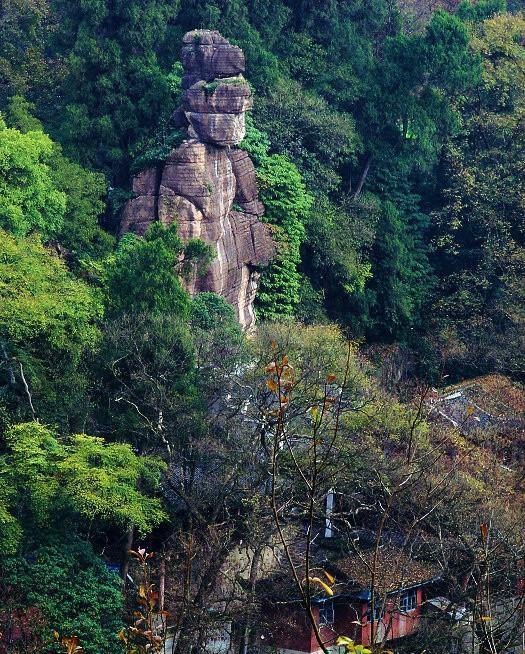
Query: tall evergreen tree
48,0,181,183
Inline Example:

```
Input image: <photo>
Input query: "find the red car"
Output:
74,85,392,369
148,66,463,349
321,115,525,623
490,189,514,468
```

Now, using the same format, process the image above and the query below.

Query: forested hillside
0,1,524,653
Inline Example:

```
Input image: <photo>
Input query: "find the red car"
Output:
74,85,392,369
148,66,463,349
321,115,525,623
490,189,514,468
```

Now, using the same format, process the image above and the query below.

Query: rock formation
120,30,274,329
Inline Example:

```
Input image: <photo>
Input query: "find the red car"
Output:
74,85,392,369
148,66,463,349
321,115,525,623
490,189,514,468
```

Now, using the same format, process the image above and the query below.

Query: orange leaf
267,379,278,392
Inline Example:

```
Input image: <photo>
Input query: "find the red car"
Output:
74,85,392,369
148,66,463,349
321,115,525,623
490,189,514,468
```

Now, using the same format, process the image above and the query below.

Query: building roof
257,547,440,603
325,548,441,597
428,375,525,436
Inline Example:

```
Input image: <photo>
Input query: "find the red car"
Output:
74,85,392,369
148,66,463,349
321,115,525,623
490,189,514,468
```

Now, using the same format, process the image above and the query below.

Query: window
399,588,417,612
324,489,335,538
371,602,385,622
319,601,335,626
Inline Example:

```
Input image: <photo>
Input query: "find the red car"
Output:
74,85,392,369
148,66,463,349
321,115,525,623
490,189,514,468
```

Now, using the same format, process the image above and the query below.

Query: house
260,548,440,654
427,374,525,438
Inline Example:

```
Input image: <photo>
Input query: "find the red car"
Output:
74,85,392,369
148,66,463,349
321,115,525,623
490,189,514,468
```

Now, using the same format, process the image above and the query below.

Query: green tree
1,539,124,654
254,77,360,194
93,312,199,451
6,95,114,263
0,230,102,427
49,0,182,183
0,421,166,552
0,0,56,109
94,224,214,452
104,224,190,319
299,193,375,328
0,117,66,238
429,12,525,377
190,292,239,333
366,199,432,340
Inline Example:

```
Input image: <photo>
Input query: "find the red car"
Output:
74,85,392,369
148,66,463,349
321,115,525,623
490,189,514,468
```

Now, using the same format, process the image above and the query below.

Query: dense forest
0,0,524,653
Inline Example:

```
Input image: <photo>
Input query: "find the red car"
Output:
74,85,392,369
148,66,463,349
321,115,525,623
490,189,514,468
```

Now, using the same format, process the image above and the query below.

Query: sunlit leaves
336,636,372,654
0,118,66,239
54,632,83,654
0,229,101,352
0,422,167,549
307,576,334,596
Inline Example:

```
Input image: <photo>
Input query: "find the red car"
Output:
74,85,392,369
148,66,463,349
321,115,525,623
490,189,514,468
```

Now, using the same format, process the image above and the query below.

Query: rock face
120,30,274,330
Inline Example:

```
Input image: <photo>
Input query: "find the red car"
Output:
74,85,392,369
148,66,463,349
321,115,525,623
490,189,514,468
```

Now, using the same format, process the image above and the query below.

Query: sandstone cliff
120,30,274,329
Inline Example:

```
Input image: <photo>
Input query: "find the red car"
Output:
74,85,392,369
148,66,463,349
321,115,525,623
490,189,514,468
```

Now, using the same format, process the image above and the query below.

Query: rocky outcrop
120,30,274,330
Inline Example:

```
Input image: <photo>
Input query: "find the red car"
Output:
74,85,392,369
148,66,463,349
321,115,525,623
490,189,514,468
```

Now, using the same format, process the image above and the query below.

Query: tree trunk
239,546,264,654
121,525,134,588
353,154,371,199
159,558,166,610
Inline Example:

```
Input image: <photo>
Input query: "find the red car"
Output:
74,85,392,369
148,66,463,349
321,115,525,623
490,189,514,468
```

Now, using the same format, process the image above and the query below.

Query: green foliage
456,0,508,22
130,60,186,172
49,150,114,263
4,96,114,262
130,128,186,175
181,238,214,280
188,293,245,400
0,422,167,551
256,154,312,320
254,77,360,194
0,231,100,351
0,230,102,426
0,0,55,109
1,538,124,654
428,12,525,377
93,312,200,450
366,199,432,340
190,292,239,333
104,223,190,318
300,194,375,327
0,118,66,238
49,0,182,183
6,94,44,132
238,115,270,165
241,119,312,320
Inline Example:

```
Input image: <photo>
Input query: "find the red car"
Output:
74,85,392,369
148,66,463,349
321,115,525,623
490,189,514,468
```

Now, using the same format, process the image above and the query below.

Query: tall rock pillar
120,30,274,330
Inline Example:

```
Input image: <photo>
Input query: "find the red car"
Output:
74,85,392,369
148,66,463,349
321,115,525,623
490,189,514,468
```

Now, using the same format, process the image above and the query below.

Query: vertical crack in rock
120,29,275,330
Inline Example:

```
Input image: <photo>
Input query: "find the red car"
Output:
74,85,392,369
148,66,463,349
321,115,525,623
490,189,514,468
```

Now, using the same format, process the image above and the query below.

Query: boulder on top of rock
181,30,245,86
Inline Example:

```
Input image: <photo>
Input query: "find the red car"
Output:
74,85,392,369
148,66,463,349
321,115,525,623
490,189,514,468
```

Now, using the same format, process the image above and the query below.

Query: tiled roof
257,547,440,601
326,548,440,596
428,375,525,436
